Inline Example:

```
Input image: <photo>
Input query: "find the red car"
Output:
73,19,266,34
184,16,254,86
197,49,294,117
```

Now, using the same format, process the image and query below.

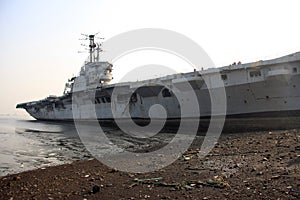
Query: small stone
233,163,240,168
271,175,280,179
12,176,21,181
286,186,292,189
251,167,257,172
263,157,268,161
184,185,193,190
256,171,263,176
184,156,191,161
92,185,100,194
109,168,118,173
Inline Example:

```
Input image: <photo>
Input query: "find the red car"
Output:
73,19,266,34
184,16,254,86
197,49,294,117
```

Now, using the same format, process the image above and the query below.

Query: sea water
0,116,174,176
0,116,93,176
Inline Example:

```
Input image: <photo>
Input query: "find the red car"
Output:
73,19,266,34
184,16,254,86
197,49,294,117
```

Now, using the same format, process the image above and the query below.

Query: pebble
256,171,263,176
271,175,280,180
233,163,240,168
263,157,268,161
92,185,100,194
184,156,191,161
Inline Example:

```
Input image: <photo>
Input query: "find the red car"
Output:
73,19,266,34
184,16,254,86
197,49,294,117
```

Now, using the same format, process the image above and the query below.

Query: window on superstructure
293,67,297,73
162,88,172,97
249,70,261,77
105,97,111,103
130,93,138,102
221,74,227,81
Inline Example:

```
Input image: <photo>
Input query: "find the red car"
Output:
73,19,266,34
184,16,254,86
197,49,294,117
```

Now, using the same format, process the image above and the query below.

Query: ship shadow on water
97,116,300,135
17,115,300,156
82,115,300,153
24,115,300,140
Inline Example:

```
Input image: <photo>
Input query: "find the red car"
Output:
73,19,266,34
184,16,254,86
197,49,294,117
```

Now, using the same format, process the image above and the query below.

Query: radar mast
79,33,104,63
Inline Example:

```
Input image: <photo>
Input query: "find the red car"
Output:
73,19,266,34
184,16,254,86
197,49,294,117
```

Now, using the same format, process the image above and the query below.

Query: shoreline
1,130,300,199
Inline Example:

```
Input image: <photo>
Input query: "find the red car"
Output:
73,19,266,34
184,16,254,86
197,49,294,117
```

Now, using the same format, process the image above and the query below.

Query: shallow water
0,116,175,176
0,116,92,176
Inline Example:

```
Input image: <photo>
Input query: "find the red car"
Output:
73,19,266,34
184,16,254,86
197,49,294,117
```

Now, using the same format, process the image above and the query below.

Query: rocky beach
1,129,300,199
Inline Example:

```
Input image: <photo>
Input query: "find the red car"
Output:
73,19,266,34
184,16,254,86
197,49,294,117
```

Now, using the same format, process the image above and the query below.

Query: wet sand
1,129,300,199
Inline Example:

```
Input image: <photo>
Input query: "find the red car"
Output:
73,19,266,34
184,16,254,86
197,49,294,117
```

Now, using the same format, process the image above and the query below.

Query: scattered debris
270,175,280,180
290,189,300,194
133,177,163,182
205,176,230,189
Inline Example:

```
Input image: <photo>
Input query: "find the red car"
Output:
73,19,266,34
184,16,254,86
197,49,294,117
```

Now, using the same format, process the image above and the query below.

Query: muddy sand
1,129,300,199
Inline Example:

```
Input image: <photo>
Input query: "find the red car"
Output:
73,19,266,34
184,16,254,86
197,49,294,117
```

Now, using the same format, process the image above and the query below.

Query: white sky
1,0,300,115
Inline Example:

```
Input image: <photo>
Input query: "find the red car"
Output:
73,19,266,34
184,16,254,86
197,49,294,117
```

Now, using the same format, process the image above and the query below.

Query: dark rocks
12,176,21,181
92,185,100,194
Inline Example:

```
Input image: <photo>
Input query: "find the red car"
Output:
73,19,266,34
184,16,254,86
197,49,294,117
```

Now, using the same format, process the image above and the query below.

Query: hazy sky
1,0,300,115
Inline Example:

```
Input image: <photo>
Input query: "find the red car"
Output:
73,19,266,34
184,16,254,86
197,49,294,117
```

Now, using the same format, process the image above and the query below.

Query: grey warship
17,35,300,130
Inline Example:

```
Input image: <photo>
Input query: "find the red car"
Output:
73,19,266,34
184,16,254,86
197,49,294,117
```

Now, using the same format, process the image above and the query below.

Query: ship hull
23,75,300,120
17,51,300,132
21,75,300,132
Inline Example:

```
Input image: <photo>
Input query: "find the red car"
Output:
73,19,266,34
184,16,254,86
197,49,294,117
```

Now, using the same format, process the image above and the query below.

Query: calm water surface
0,116,94,176
0,116,173,176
